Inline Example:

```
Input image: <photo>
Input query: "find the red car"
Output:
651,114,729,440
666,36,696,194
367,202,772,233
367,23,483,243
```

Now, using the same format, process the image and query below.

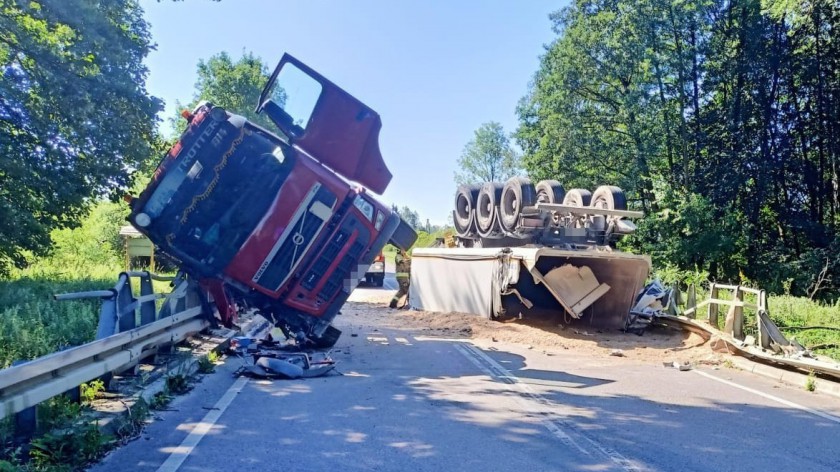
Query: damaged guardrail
650,283,840,382
0,272,211,423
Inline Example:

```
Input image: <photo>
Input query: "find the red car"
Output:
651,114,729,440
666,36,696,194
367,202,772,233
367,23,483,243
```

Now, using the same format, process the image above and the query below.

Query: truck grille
255,185,336,291
300,215,370,303
316,240,366,303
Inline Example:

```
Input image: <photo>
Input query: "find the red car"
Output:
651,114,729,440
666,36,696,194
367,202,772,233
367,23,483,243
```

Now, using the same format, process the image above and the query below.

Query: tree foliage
0,0,161,274
518,0,840,299
170,51,278,134
455,122,522,185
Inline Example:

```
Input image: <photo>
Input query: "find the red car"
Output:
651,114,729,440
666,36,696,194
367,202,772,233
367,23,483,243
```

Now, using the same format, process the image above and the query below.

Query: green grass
0,264,121,369
768,295,840,361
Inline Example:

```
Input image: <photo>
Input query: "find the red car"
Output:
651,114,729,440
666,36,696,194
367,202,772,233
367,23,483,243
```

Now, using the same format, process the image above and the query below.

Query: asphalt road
90,274,840,472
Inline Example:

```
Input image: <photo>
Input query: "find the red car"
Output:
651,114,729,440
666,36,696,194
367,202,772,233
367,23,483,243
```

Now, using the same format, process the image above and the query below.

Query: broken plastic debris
663,361,692,371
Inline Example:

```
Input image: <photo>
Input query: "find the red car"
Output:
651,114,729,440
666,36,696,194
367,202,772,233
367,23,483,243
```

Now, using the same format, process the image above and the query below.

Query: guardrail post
11,360,36,437
730,286,744,339
116,274,136,333
686,285,696,319
139,271,156,326
708,283,719,328
755,289,767,346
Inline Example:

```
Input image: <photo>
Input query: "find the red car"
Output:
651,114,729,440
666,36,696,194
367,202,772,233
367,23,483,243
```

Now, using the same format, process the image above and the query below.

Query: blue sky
141,0,563,225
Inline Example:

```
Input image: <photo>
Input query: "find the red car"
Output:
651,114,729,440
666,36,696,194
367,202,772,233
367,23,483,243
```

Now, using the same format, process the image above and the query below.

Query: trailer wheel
476,182,503,236
590,185,627,210
500,177,536,232
453,184,481,237
535,180,565,204
562,188,592,207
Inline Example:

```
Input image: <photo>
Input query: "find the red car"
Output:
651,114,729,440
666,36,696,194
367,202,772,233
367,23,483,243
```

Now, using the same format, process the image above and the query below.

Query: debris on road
230,335,337,380
625,280,679,335
609,349,625,357
664,361,693,371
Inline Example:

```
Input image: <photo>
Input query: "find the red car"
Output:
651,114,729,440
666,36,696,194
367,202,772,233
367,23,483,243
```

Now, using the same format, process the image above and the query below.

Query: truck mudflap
410,247,651,330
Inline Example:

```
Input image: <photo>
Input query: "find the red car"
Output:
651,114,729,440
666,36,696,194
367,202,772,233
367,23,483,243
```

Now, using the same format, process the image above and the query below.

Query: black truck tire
535,180,565,204
500,177,536,232
590,185,627,210
476,182,504,235
454,184,481,237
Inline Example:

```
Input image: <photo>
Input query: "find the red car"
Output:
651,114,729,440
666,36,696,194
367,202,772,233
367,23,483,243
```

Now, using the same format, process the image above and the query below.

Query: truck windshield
143,130,293,272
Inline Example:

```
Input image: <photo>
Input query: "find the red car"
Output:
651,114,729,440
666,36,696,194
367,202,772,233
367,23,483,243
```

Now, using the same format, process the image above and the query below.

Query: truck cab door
256,54,392,195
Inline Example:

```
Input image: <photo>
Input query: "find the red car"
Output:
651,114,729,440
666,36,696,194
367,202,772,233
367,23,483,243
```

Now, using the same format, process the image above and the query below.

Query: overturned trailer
410,246,650,329
411,178,651,330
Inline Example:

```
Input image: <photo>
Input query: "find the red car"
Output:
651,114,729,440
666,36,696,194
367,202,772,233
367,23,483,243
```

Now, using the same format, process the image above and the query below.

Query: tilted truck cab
129,54,416,347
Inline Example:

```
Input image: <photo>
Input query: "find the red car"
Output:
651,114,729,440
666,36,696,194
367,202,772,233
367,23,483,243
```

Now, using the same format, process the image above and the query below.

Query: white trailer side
410,247,651,330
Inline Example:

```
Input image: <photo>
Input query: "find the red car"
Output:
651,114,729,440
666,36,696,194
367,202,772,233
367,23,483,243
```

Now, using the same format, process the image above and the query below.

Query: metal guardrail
683,282,767,341
0,272,210,421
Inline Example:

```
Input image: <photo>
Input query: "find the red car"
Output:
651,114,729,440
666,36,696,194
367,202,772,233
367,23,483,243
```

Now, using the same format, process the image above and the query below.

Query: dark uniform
389,249,411,309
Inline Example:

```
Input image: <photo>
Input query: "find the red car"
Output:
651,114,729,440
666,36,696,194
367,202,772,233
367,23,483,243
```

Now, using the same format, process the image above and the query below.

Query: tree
170,51,279,134
518,0,840,296
0,0,161,275
454,122,521,185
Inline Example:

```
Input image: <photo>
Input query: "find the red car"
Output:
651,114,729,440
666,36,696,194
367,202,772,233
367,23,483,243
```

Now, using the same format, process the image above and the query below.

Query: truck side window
353,195,375,222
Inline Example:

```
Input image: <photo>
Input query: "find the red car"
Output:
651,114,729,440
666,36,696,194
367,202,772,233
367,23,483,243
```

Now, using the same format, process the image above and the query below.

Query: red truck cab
129,54,416,346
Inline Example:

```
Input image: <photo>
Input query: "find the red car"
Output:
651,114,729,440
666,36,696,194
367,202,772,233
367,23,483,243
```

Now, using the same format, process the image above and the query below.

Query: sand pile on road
340,301,718,364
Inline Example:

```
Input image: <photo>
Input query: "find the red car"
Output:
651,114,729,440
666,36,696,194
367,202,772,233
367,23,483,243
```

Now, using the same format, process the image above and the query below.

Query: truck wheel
476,182,503,236
562,188,592,207
310,325,342,349
535,180,565,204
536,180,566,226
454,184,481,237
500,177,536,232
590,185,627,210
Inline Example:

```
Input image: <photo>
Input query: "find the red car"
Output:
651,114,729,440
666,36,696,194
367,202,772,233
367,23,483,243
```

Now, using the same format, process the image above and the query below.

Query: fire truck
128,54,416,347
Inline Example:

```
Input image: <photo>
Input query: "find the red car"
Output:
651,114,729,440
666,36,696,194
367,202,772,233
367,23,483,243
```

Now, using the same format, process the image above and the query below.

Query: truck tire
535,180,566,226
562,188,592,207
535,180,565,204
310,325,342,349
476,182,503,236
590,185,627,210
500,177,536,232
453,184,481,237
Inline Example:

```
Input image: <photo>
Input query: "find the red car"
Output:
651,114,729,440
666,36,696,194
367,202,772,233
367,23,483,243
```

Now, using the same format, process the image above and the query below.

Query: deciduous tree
455,122,521,185
0,0,161,274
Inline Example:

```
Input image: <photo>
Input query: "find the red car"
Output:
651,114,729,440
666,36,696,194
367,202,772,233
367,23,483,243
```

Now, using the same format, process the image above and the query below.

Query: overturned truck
411,180,650,330
127,54,416,347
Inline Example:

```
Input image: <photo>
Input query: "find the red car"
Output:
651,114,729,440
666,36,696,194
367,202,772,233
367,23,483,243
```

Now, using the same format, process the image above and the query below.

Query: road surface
90,271,840,472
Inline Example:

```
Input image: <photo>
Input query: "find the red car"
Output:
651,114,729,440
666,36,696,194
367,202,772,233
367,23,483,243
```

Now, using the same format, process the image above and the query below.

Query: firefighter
389,248,411,309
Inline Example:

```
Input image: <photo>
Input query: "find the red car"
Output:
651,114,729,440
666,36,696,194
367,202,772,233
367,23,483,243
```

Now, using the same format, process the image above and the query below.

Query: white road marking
156,376,249,472
453,344,589,457
458,343,642,472
693,369,840,425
